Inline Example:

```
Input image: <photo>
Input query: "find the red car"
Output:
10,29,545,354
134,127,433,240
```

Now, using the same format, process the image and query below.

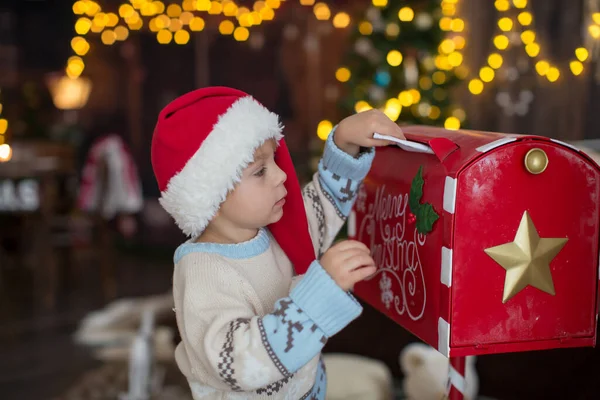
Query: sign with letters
0,179,40,212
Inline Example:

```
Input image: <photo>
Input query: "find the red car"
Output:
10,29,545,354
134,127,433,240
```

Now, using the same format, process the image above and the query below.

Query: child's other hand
320,240,376,292
334,109,405,157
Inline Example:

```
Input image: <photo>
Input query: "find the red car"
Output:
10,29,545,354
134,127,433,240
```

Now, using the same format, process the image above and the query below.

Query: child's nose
276,166,287,185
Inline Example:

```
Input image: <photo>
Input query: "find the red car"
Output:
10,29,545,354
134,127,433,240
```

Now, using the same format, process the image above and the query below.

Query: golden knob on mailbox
524,148,548,174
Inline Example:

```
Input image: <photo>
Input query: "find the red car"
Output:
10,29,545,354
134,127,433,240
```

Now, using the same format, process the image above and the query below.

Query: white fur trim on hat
158,96,283,237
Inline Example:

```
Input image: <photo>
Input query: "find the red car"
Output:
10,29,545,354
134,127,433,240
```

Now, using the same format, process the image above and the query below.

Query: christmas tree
329,0,468,132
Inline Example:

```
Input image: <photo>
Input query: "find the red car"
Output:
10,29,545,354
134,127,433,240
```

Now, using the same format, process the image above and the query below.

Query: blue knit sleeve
317,127,375,217
259,260,362,372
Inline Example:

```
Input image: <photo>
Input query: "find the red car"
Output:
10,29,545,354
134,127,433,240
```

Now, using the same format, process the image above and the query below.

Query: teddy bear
400,342,479,400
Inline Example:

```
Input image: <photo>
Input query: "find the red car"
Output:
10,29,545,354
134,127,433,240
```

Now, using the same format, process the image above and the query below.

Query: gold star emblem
484,211,568,303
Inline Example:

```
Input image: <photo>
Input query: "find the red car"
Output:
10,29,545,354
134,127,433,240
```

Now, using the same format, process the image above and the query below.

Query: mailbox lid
401,125,557,175
451,140,600,349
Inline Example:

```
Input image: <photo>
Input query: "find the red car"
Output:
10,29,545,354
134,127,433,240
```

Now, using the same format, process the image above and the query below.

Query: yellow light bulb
169,18,183,32
525,43,540,57
174,30,190,44
468,79,484,95
488,53,504,69
72,1,87,15
234,27,249,41
209,1,223,15
570,60,584,76
546,67,560,82
101,29,116,45
189,17,205,31
479,66,495,82
335,67,351,82
444,116,461,130
398,7,414,22
453,36,466,49
498,17,513,31
593,13,600,25
317,120,333,140
313,3,331,20
219,20,235,35
495,0,510,11
266,0,281,9
355,101,372,113
518,11,532,26
183,0,195,11
398,91,413,107
333,12,351,28
521,30,536,44
429,106,441,119
359,21,373,35
167,4,182,17
439,17,452,31
223,2,238,16
384,98,402,121
409,89,421,104
180,11,194,25
419,77,432,90
448,51,463,67
115,26,129,40
196,0,211,11
387,50,403,66
576,47,589,62
260,7,274,20
589,24,600,39
494,35,509,50
300,0,315,5
75,17,93,35
157,29,173,44
451,18,465,32
439,39,456,54
372,0,388,7
513,0,527,9
535,60,550,76
0,144,12,162
106,13,119,27
153,1,165,14
0,119,7,134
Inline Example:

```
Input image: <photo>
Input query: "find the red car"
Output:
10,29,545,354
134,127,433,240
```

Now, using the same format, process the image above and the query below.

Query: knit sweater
172,132,375,399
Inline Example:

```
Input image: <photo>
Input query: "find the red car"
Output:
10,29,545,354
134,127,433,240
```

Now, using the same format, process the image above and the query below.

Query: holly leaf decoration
416,203,440,234
409,166,424,214
409,166,440,235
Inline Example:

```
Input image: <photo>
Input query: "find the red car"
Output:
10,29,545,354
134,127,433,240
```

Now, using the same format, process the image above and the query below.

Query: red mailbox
349,126,600,360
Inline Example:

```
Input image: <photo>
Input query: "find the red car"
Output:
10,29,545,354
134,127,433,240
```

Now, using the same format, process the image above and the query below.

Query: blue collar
174,228,271,263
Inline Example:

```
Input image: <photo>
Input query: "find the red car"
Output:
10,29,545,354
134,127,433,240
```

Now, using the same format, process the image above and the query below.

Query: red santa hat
151,86,315,275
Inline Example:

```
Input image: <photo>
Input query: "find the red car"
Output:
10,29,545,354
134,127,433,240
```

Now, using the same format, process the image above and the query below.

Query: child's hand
334,109,406,157
320,240,376,291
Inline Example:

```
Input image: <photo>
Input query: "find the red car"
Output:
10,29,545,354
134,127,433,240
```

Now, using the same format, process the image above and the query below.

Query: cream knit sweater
172,133,374,399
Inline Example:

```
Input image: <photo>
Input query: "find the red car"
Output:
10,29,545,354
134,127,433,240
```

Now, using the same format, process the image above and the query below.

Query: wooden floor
0,249,174,400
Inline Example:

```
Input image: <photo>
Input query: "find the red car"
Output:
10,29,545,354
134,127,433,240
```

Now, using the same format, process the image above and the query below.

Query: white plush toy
400,342,479,400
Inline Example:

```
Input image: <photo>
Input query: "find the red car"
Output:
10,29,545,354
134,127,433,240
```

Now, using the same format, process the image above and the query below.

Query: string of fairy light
66,0,353,80
467,0,597,95
318,0,468,138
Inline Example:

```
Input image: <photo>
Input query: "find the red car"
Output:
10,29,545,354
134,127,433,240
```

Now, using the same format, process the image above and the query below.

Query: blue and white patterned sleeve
302,126,375,257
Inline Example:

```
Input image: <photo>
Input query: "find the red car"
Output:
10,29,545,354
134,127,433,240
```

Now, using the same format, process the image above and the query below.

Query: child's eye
254,167,266,177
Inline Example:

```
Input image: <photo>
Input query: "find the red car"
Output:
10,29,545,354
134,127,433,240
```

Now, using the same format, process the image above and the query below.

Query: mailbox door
452,141,599,350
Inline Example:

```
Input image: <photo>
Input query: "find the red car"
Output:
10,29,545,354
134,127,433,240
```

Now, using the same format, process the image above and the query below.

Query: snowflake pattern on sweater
173,130,374,400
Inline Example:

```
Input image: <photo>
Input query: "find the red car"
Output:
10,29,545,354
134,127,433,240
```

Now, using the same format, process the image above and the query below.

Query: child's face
218,139,288,230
